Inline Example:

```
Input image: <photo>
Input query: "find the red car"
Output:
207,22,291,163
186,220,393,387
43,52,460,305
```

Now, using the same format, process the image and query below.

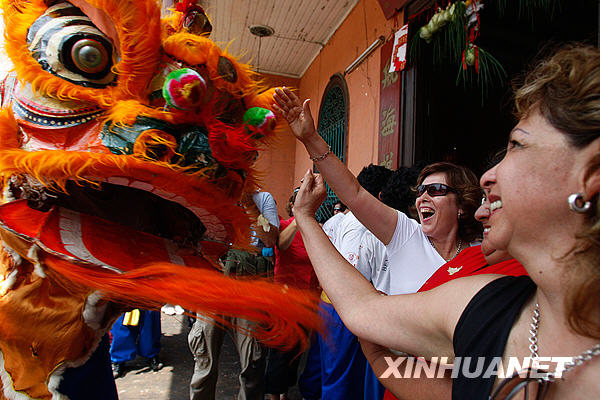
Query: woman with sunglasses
274,43,600,399
391,161,482,294
273,88,481,298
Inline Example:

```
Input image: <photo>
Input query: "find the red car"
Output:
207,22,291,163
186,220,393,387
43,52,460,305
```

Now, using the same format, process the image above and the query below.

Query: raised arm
253,192,279,249
292,169,499,358
273,87,398,244
277,218,297,251
360,339,452,400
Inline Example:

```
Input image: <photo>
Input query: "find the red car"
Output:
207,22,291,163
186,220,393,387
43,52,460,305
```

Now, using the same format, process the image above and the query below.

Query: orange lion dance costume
0,0,320,398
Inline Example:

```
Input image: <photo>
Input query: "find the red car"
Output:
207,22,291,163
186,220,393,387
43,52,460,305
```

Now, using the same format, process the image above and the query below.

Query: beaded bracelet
309,145,331,162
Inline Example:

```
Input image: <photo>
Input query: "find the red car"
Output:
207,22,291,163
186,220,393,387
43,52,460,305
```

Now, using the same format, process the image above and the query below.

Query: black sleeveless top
452,275,536,399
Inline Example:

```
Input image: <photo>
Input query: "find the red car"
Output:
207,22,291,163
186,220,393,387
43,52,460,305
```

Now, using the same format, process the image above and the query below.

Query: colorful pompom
242,107,276,139
162,68,207,110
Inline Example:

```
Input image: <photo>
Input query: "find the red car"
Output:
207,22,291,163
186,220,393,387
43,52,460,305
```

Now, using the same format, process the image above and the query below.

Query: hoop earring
568,193,591,213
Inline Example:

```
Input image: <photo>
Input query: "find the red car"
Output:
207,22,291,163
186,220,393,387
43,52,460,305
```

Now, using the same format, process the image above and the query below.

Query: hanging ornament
162,68,208,111
243,107,276,139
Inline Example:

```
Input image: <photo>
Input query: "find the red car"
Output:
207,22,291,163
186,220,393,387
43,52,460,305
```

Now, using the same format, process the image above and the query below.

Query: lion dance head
0,0,319,398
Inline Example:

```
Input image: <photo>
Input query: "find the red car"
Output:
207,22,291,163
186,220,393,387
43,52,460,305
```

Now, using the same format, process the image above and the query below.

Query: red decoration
175,0,195,13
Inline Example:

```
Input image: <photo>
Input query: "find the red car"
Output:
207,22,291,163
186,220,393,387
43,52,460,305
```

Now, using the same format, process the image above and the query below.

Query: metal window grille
316,79,348,223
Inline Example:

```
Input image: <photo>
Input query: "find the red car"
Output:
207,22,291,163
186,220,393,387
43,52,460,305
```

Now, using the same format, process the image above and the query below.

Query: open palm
273,87,316,141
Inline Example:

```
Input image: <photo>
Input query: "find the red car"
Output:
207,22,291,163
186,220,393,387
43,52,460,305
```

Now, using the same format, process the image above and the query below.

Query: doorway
406,0,599,176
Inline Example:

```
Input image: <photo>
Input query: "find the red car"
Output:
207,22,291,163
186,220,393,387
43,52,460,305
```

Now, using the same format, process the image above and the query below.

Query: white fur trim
0,350,37,400
27,245,46,278
47,367,68,400
2,243,22,267
82,291,108,330
0,269,18,296
33,263,46,278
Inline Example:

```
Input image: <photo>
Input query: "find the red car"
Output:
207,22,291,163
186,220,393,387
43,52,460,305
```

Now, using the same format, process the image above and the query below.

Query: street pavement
114,313,302,400
114,313,239,400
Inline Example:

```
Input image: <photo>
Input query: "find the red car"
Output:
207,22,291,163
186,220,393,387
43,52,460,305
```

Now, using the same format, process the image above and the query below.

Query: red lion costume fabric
0,1,320,398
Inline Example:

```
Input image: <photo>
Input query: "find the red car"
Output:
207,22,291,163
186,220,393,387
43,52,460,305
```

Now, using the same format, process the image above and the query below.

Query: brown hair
515,44,600,339
416,162,482,242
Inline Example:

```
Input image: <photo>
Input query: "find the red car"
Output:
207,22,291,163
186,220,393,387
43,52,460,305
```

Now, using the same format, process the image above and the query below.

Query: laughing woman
275,44,600,398
274,90,481,295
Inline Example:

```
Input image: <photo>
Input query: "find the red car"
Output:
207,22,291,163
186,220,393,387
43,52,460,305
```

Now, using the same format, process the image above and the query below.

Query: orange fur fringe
45,255,322,350
0,148,252,245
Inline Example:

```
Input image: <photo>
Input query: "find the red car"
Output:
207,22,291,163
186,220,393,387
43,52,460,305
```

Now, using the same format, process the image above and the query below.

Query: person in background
356,166,420,400
322,200,347,243
380,165,422,221
188,190,279,400
110,308,162,378
357,166,422,297
333,201,347,215
265,187,320,400
315,164,392,400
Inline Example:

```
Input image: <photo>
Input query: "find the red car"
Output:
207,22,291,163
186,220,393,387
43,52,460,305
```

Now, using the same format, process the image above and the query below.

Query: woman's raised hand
293,169,326,219
273,87,316,142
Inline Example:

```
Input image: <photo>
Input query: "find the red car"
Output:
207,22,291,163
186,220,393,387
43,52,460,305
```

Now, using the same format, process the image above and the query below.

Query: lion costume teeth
0,1,320,398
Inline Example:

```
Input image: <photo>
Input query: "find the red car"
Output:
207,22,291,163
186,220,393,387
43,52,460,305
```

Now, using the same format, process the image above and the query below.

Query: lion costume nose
133,130,178,162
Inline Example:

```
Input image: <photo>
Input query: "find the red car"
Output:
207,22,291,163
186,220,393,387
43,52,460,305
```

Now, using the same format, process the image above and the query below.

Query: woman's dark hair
416,162,482,242
380,166,420,216
357,164,393,198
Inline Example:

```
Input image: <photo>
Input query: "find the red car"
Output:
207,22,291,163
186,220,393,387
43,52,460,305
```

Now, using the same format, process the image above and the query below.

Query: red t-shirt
382,245,527,400
274,217,319,291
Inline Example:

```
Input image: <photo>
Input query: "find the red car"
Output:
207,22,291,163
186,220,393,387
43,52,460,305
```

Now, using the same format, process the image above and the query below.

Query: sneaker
112,362,124,379
149,356,163,372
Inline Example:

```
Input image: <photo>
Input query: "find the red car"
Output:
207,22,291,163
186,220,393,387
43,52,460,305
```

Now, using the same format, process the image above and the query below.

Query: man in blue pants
110,309,162,378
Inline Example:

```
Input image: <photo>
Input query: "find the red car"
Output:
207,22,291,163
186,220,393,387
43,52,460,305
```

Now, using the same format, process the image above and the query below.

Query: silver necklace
529,302,600,381
429,238,462,262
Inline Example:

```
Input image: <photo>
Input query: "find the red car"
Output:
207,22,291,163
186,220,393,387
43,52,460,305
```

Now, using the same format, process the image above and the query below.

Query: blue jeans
318,301,366,400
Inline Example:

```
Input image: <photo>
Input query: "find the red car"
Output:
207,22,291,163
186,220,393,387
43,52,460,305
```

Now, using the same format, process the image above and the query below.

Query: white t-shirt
250,191,280,248
331,212,371,280
386,210,445,295
322,212,346,244
356,230,391,294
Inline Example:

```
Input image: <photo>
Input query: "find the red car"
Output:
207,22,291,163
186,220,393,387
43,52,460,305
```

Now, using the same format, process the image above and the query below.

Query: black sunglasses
489,368,551,400
416,183,456,197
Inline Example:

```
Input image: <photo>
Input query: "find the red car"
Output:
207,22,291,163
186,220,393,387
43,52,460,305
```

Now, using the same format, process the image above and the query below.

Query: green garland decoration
456,45,506,104
407,0,562,100
408,2,466,65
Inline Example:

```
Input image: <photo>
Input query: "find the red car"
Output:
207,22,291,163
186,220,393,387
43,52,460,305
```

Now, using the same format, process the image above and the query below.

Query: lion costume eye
27,1,116,88
69,38,110,75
